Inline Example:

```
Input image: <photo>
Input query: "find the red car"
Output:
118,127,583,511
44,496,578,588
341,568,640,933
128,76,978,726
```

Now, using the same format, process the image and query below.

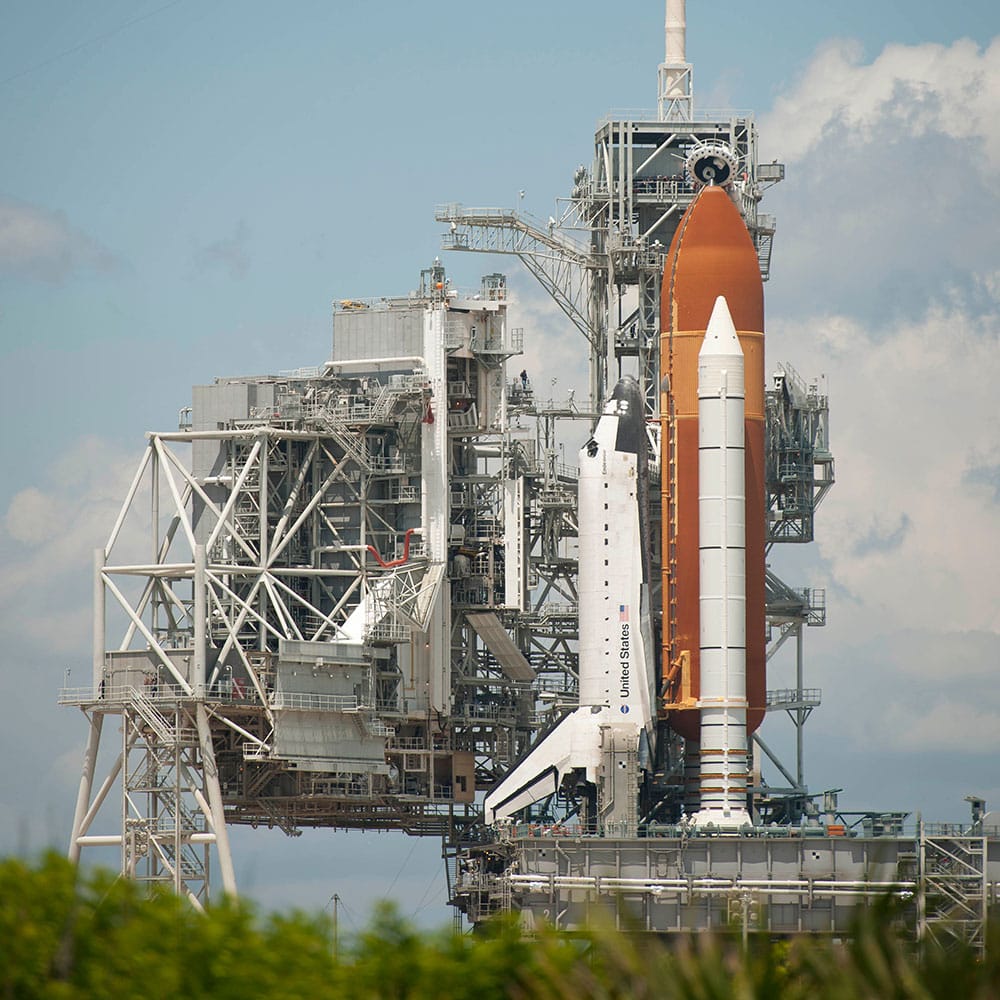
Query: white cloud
760,36,1000,325
0,437,139,654
757,35,1000,792
508,275,590,406
0,197,114,282
889,700,1000,754
5,487,60,544
767,307,1000,770
807,626,1000,751
884,629,1000,682
762,37,1000,171
780,304,1000,635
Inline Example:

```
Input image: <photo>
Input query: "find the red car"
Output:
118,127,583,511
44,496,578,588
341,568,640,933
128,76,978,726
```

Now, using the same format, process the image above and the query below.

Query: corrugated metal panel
332,306,424,362
192,382,254,431
466,611,535,681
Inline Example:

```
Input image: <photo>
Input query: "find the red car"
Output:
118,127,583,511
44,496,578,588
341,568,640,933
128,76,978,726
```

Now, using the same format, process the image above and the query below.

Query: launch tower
61,0,998,954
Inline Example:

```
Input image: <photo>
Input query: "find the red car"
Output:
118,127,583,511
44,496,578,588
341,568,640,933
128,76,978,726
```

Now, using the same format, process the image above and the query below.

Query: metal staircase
919,821,988,956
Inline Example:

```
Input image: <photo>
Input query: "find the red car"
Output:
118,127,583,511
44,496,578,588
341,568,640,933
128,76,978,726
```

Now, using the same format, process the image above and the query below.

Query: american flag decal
619,605,629,622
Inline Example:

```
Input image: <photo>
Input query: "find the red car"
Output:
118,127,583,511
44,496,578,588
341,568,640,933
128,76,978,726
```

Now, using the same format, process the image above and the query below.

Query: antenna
658,0,693,121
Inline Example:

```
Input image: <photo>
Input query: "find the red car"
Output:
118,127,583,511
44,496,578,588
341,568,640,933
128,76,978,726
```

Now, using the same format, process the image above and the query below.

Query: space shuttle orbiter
484,377,655,823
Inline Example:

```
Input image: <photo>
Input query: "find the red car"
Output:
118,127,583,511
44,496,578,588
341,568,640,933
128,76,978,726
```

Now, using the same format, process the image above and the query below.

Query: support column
195,704,237,896
194,544,207,697
68,713,103,863
93,548,105,691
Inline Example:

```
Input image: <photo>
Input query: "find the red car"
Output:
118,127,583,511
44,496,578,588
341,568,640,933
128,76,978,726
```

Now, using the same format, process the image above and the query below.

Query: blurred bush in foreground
1,853,998,998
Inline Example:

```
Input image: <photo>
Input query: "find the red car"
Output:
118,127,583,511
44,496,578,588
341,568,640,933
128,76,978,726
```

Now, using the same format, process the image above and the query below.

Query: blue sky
2,0,999,925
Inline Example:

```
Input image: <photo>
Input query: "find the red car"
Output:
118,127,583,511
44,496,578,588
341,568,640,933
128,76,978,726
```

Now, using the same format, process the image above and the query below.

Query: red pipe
367,528,416,568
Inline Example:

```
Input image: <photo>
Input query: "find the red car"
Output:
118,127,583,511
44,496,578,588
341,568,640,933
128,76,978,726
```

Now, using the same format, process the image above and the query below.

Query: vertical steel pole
796,623,804,789
333,894,340,961
194,544,207,697
93,548,105,691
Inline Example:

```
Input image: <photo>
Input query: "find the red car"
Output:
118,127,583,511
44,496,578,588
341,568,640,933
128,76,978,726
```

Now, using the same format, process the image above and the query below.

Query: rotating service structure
62,267,557,901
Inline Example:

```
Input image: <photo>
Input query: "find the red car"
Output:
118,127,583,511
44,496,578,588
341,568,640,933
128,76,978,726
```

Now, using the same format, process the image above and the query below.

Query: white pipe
104,563,195,575
194,545,207,695
508,874,917,895
76,752,124,839
104,446,152,555
196,704,238,896
205,708,269,749
102,575,193,695
205,437,262,554
323,356,424,373
153,429,321,441
68,714,104,863
93,549,105,688
266,440,319,555
156,436,258,564
84,832,219,846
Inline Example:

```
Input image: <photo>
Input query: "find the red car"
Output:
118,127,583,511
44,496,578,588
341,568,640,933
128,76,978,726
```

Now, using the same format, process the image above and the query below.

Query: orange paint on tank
660,186,766,740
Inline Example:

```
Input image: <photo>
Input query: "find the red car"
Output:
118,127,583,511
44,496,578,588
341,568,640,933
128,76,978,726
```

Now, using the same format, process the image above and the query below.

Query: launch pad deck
452,824,1000,945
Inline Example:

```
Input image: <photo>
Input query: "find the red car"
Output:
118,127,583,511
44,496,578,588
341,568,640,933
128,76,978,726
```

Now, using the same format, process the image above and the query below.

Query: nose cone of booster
699,296,744,363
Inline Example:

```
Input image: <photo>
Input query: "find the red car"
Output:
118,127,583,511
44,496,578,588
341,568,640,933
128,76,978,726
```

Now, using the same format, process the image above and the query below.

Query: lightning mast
658,0,693,121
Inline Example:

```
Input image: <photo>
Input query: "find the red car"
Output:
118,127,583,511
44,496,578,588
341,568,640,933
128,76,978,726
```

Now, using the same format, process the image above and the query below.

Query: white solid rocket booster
693,296,751,828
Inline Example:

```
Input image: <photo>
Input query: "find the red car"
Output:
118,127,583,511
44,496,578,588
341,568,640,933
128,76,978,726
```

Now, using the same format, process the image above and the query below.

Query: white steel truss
64,389,454,896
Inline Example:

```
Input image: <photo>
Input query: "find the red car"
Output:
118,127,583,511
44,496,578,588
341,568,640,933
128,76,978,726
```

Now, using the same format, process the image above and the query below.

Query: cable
384,839,418,899
335,896,361,932
410,867,444,917
0,0,183,89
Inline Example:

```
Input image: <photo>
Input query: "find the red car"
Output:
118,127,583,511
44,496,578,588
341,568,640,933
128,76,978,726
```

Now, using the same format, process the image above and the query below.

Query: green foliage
1,853,999,999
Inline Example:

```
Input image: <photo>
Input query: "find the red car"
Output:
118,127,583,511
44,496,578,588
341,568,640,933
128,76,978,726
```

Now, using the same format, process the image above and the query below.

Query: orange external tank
659,185,766,740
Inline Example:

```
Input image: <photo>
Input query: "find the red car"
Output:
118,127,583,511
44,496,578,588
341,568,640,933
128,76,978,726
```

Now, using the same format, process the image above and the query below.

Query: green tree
2,853,1000,999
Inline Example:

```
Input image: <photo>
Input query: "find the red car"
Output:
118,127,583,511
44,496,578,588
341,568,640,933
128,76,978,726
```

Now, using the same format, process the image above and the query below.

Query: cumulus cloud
849,512,910,557
761,37,1000,325
0,438,143,854
772,297,1000,641
0,437,139,654
963,454,1000,503
900,701,1000,753
0,197,114,282
767,298,1000,769
755,36,1000,791
5,487,60,544
762,37,1000,169
508,273,590,404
